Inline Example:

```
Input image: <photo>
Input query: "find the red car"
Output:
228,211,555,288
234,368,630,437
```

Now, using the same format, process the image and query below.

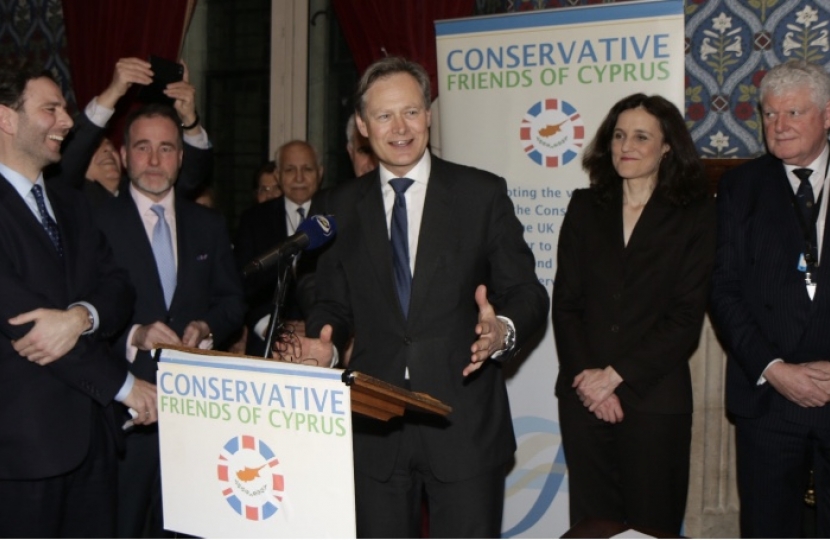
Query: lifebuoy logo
520,99,584,168
217,435,285,521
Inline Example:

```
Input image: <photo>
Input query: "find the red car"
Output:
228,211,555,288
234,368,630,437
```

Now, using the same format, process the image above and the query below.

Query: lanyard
788,186,822,267
788,158,830,286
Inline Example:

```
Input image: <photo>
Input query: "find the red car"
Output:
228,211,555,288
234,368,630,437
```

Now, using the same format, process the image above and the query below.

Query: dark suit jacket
553,188,716,414
0,176,134,479
234,195,322,356
47,113,213,203
95,190,245,383
306,155,549,482
710,153,830,425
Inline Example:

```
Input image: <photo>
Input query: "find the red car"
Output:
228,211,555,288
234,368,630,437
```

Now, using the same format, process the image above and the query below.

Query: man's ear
0,105,18,136
355,114,369,138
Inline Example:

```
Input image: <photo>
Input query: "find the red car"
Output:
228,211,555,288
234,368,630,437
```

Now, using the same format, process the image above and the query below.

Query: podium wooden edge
154,345,452,422
342,370,453,421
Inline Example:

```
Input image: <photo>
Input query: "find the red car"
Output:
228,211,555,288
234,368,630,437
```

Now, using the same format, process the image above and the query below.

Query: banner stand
154,345,449,538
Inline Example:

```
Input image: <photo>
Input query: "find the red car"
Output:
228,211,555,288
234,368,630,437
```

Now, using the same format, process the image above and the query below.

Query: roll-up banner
435,1,685,536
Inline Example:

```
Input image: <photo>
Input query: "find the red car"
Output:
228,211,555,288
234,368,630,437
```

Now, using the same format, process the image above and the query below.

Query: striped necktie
31,184,63,257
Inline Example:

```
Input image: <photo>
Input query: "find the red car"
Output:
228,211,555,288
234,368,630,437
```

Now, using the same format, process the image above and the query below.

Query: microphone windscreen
298,215,337,250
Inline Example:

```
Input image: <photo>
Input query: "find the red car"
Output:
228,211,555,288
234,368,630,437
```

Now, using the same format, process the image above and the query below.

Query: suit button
612,293,621,301
610,325,619,333
403,337,412,345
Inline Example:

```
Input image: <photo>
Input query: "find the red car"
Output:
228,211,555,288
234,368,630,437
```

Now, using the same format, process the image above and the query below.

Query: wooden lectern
341,370,452,421
156,344,452,422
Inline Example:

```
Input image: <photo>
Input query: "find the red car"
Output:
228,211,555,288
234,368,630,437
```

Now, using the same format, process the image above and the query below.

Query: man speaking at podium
294,57,548,538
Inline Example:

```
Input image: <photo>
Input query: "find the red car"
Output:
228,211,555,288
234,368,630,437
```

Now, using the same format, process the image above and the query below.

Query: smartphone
137,55,184,105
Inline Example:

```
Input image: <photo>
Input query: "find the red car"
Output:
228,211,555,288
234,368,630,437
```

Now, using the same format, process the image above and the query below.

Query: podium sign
157,349,356,538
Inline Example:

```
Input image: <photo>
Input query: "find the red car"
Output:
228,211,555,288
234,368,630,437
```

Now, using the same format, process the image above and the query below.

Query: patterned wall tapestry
479,0,830,158
0,0,76,113
3,0,830,159
686,0,830,158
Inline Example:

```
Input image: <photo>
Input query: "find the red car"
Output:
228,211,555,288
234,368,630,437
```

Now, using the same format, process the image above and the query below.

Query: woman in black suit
553,93,716,534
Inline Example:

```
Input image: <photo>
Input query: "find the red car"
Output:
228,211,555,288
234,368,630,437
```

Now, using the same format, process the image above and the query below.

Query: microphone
242,214,337,277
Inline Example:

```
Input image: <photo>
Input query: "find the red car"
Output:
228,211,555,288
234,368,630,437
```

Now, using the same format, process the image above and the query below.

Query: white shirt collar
0,162,44,197
129,182,175,217
379,151,431,187
785,144,829,191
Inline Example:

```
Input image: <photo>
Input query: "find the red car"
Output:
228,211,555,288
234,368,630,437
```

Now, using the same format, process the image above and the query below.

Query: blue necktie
390,178,414,318
297,206,306,224
150,205,176,308
31,184,63,257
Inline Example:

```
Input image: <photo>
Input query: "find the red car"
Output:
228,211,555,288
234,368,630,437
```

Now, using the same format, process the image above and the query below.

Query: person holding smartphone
48,57,213,203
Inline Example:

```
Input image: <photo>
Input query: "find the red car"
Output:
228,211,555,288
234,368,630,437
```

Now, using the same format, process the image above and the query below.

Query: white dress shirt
284,197,312,235
124,186,212,361
379,152,431,274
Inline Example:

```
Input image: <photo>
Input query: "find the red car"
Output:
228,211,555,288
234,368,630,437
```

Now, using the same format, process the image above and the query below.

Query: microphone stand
262,252,299,359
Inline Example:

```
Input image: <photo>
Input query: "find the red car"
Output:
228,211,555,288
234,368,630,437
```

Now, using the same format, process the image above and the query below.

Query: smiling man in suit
94,103,245,537
234,140,324,356
294,56,548,538
710,59,830,537
0,63,157,538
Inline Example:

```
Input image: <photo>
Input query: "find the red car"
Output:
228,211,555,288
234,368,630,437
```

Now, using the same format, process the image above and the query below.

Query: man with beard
94,103,244,537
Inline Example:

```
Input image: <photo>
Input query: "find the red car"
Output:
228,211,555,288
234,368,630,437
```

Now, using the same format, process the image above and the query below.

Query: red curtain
61,0,195,145
332,0,475,101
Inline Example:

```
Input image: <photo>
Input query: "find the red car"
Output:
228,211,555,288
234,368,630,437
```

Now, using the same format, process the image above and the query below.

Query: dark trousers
559,395,692,535
354,419,506,538
734,413,830,538
0,408,117,538
117,427,168,538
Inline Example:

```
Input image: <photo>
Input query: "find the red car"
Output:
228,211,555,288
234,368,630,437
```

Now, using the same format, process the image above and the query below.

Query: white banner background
157,350,355,538
435,1,685,536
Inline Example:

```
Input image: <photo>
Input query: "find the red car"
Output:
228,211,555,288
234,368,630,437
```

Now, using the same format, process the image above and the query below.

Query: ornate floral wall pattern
687,1,830,157
0,0,75,113
483,0,830,159
4,1,830,160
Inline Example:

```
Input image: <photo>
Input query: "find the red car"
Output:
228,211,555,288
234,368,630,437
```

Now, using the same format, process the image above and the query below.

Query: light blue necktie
31,184,63,257
150,205,176,308
390,178,414,318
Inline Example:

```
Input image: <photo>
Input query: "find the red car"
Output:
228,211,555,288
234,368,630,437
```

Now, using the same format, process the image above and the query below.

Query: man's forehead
128,116,180,141
280,144,318,167
364,73,423,103
23,77,65,105
764,85,813,101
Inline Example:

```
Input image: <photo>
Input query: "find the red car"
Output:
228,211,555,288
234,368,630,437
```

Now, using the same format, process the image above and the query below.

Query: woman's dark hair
252,160,276,190
582,93,706,206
